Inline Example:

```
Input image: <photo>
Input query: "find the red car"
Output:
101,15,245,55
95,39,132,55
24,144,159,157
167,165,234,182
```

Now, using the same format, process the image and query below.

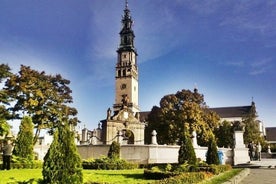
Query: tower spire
125,0,128,9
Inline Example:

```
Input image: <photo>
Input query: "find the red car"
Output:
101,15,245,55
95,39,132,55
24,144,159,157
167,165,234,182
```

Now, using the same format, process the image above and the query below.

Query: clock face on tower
121,83,127,90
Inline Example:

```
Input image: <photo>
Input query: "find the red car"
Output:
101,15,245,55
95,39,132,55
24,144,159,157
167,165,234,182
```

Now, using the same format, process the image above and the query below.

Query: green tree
108,141,121,159
0,64,12,136
243,102,263,144
206,136,219,165
178,129,197,165
13,116,34,161
145,89,220,145
214,120,234,148
5,65,78,144
43,121,83,184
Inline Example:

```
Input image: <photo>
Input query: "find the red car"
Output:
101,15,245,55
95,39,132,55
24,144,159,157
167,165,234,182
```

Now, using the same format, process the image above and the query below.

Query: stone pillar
151,130,158,145
268,145,272,154
233,131,250,165
192,131,198,148
80,128,88,145
91,130,97,145
117,131,123,144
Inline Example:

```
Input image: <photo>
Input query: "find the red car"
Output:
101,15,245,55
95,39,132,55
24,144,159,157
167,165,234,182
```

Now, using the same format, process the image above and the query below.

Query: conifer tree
178,130,197,165
42,121,83,184
108,141,120,159
206,136,219,165
13,116,34,161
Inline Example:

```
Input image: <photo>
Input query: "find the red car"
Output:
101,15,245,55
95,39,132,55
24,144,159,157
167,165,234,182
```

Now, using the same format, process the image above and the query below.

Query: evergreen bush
13,116,34,161
178,133,197,165
42,122,83,184
107,141,120,159
206,136,220,165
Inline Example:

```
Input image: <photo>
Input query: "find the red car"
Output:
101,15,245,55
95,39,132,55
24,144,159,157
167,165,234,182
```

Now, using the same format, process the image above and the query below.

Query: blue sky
0,0,275,132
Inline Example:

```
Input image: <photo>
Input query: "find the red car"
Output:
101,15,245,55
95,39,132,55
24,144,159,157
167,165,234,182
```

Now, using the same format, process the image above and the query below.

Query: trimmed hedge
82,157,138,170
159,172,213,184
144,163,232,181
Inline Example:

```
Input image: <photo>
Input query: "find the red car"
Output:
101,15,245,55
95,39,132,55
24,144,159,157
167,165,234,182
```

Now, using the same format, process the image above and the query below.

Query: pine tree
108,141,120,159
206,136,219,165
13,116,34,161
178,132,197,165
42,122,83,184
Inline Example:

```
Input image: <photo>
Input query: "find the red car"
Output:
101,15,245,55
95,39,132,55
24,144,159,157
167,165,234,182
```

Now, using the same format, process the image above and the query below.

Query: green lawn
0,168,243,184
0,169,156,184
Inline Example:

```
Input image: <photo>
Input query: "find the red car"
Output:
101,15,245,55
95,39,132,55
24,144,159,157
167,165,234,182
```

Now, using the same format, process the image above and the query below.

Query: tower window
118,70,121,77
123,69,126,76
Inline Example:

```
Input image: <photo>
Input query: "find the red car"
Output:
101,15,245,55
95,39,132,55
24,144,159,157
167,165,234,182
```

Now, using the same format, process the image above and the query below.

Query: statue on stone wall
107,108,112,120
233,121,245,131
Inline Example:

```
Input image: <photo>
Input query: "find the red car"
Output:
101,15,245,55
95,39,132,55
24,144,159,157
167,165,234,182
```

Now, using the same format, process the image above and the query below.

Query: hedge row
144,163,232,181
82,157,138,170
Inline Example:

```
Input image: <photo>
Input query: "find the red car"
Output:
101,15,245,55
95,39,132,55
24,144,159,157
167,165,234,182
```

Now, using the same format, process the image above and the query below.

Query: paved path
239,168,276,184
239,159,276,184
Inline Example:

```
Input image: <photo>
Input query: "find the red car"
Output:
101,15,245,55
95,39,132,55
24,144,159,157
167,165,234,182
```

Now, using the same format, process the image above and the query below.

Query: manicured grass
0,168,243,184
0,169,42,184
0,169,156,184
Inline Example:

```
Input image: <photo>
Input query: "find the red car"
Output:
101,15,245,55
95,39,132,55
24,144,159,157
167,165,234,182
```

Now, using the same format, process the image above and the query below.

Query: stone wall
77,144,233,165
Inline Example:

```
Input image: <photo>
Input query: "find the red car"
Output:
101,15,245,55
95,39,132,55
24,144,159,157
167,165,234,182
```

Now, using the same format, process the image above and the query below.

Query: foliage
5,65,78,144
145,89,220,146
206,136,220,165
13,116,34,161
82,157,138,170
201,168,242,184
178,132,197,165
214,120,234,148
10,156,43,169
0,64,12,136
159,172,212,184
42,122,83,184
243,102,263,145
108,141,120,159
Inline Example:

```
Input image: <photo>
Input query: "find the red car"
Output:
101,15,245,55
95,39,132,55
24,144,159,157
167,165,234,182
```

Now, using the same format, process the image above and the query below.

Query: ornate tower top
117,0,136,53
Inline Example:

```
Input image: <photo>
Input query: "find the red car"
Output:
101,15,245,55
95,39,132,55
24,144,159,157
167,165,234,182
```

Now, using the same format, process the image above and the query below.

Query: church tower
113,0,139,114
100,1,145,145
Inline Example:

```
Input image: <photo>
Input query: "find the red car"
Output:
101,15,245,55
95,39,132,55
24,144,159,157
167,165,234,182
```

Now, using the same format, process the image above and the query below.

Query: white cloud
249,58,272,75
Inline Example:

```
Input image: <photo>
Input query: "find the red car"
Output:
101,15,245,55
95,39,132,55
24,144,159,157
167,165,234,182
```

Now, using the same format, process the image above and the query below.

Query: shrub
13,116,34,161
82,157,138,170
206,136,220,165
11,156,43,169
178,133,197,165
159,172,213,184
108,141,120,159
43,123,83,184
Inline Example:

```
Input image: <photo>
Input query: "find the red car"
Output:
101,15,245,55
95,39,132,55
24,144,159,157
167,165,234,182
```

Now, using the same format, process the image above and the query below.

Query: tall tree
5,65,78,143
13,116,34,161
214,120,234,148
0,64,12,136
243,102,263,144
43,120,83,184
145,89,220,145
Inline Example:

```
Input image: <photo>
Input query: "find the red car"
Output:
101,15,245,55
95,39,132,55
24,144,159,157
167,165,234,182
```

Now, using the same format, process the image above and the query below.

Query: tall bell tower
113,0,139,114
